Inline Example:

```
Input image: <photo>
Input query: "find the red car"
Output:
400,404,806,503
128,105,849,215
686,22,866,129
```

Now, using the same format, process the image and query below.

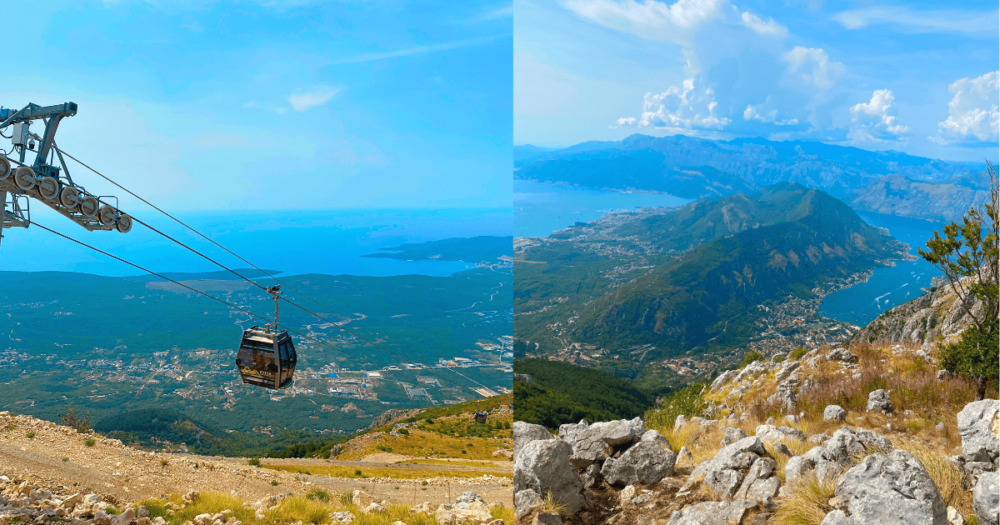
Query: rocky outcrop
601,440,677,486
665,499,759,525
823,450,948,524
824,405,847,421
755,424,806,445
866,389,893,413
513,439,586,514
684,437,780,502
558,417,646,467
957,399,999,464
514,421,555,458
514,419,678,520
435,491,494,524
974,470,999,525
852,273,983,348
785,426,893,486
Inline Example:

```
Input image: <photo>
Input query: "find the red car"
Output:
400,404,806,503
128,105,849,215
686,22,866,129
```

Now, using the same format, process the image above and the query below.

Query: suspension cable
57,147,357,316
31,220,379,371
33,220,491,390
56,147,494,389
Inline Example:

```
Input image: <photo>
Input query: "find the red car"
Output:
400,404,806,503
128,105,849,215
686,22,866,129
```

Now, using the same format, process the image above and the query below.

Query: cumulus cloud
933,71,999,143
743,104,798,125
782,47,843,89
615,77,730,130
288,86,340,111
850,89,909,136
740,11,787,37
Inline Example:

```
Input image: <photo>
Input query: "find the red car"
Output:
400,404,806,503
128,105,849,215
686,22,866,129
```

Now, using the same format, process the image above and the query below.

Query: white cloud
782,47,843,89
740,11,787,37
833,6,998,35
743,104,797,125
934,71,999,143
616,77,730,130
288,87,340,111
564,0,726,43
850,89,909,135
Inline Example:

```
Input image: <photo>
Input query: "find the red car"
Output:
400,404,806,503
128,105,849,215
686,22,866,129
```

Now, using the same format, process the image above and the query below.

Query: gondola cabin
235,326,297,389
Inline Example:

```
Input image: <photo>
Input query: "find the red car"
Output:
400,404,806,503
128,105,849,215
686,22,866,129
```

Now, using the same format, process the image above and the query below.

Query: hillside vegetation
513,359,654,428
515,183,908,389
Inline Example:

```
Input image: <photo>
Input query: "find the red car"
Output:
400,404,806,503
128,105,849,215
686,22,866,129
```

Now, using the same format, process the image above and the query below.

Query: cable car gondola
235,285,297,389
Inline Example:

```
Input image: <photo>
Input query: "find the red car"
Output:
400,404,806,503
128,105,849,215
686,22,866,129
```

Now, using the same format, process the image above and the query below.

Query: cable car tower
0,102,132,253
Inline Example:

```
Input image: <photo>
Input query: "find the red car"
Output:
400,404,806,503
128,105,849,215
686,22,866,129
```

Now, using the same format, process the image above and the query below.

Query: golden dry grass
138,491,510,525
266,464,512,480
770,474,837,525
336,428,508,462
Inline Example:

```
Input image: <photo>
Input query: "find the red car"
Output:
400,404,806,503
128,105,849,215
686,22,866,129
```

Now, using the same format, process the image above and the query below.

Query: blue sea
514,178,690,237
0,206,512,277
819,211,946,327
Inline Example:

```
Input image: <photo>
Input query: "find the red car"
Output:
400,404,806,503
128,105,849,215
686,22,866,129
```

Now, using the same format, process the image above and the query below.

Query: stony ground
513,344,1000,525
0,410,513,514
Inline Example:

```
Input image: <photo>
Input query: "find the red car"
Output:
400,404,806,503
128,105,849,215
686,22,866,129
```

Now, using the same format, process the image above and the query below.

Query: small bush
270,480,279,486
789,347,808,360
305,489,331,502
248,457,261,467
61,457,68,462
85,438,96,447
741,351,765,368
26,431,35,439
59,408,92,433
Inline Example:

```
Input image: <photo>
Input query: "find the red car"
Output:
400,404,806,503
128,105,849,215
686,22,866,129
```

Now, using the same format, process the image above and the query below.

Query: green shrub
789,347,808,360
741,351,764,367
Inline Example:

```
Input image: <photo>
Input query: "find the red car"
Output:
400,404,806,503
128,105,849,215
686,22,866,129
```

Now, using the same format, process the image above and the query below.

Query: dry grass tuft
770,474,837,525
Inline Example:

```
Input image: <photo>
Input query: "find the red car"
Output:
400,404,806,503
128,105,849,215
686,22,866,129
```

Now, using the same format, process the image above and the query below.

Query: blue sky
2,0,512,211
515,0,999,162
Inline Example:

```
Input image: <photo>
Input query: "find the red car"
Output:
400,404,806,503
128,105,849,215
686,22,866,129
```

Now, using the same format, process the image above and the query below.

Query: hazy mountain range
515,134,991,222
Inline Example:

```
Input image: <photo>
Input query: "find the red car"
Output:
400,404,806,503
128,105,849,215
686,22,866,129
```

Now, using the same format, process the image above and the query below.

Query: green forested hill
513,358,654,429
514,183,908,387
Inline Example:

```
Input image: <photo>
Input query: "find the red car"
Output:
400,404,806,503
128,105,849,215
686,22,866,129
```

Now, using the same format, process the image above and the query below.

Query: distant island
364,235,513,263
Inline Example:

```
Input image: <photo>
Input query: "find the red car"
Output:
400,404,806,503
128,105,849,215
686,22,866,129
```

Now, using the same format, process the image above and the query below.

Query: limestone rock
514,421,554,459
723,427,748,446
755,424,806,445
514,490,543,520
832,449,948,524
957,399,999,463
828,348,858,364
513,438,585,514
824,405,847,422
561,417,645,466
688,437,768,500
601,440,677,486
711,370,739,391
974,470,999,525
665,499,758,525
866,389,893,413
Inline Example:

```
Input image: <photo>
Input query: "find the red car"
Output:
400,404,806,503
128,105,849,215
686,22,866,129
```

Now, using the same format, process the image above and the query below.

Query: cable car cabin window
236,328,294,389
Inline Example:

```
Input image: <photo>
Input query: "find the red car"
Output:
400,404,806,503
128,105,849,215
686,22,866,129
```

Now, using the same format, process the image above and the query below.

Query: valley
514,183,911,391
0,255,513,454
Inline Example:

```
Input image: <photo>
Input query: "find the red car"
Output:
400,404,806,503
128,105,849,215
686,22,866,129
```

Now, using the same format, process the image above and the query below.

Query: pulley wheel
38,177,59,200
60,186,81,209
79,196,99,218
98,205,117,226
14,167,35,191
116,214,132,233
0,157,10,180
